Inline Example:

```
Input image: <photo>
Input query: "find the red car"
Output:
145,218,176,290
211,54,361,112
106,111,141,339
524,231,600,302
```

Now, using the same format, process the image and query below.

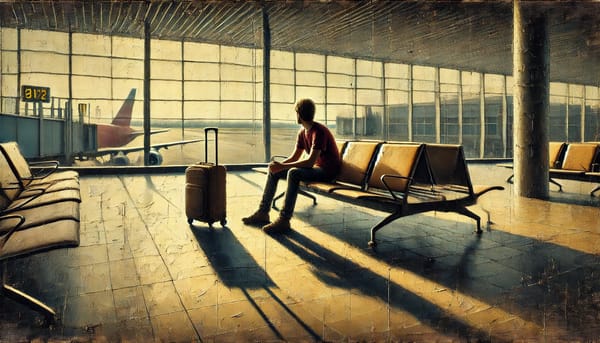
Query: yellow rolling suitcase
185,127,227,228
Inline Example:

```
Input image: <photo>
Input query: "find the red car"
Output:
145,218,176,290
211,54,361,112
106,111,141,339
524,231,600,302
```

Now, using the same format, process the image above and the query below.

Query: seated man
243,98,341,233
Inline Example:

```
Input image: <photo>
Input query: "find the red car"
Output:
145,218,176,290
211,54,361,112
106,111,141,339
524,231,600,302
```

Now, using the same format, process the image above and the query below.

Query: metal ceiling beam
0,1,597,86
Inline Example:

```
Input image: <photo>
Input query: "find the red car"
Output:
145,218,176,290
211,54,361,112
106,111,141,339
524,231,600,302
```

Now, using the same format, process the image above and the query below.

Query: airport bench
497,141,566,190
550,142,600,195
300,141,504,247
0,141,80,323
498,142,600,196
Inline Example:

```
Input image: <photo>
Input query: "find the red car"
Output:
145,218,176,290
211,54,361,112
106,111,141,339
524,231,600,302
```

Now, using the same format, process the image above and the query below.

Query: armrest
0,214,26,249
3,187,46,212
380,174,412,201
24,160,60,180
1,182,22,190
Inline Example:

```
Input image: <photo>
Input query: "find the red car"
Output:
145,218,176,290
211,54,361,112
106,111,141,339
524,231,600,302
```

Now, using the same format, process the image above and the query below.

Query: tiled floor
1,164,600,342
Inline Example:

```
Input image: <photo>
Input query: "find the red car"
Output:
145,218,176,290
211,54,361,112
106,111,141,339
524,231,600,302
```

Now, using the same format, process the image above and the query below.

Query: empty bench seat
0,149,80,213
0,141,81,323
0,142,79,188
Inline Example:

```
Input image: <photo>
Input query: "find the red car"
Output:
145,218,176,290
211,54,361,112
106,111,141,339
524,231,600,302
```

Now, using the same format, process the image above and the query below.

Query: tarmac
1,163,600,342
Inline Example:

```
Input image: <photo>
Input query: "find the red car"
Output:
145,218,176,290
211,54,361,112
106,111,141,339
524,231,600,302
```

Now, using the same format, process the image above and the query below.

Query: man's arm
281,147,304,164
269,148,321,174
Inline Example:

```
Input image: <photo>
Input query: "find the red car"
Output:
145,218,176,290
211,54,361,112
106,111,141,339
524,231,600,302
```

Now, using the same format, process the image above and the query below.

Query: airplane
77,88,202,166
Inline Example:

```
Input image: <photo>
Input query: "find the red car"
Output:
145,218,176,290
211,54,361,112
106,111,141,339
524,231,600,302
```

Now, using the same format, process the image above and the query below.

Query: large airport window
462,98,481,158
549,83,568,142
504,76,514,158
584,86,600,142
355,59,383,139
386,103,410,142
21,29,70,113
295,52,326,127
384,63,410,142
0,26,595,165
1,28,19,114
413,100,436,143
506,95,514,157
412,66,436,143
484,74,505,158
461,71,481,158
568,85,583,142
327,56,355,140
440,69,460,144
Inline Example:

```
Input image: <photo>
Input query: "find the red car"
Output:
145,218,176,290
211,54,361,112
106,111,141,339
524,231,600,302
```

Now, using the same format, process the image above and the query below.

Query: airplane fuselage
79,88,201,165
96,123,137,148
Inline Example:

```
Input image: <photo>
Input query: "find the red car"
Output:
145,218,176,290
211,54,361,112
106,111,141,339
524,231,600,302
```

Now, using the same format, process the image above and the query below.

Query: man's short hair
295,98,315,122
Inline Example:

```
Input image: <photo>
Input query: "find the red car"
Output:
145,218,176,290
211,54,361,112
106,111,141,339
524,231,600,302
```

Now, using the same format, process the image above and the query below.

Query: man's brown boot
242,211,270,226
262,216,291,234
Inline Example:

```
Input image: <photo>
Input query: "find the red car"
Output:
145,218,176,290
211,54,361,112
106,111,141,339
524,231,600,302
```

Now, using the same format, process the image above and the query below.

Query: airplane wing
150,129,170,135
150,138,204,151
130,128,170,136
81,138,204,159
127,128,170,141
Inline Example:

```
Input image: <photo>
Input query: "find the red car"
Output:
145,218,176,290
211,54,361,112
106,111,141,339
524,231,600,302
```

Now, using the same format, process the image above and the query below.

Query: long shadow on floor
190,225,321,341
271,230,507,342
293,204,600,340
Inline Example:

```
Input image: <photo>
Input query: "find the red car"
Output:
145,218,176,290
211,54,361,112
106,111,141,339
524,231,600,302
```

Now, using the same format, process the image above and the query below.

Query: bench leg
550,178,563,192
368,211,403,248
509,174,562,192
454,207,483,234
272,190,318,209
299,189,317,205
591,185,600,197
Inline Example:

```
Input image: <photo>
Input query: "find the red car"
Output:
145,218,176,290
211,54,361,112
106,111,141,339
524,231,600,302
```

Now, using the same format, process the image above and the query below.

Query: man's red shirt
296,122,341,177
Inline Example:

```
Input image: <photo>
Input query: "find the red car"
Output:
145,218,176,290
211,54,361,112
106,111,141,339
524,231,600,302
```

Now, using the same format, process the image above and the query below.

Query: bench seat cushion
27,169,79,182
559,143,598,171
18,178,81,198
330,187,472,210
0,218,80,260
335,141,381,187
6,188,81,211
549,142,567,168
0,200,80,232
0,142,79,183
367,144,422,192
304,181,361,193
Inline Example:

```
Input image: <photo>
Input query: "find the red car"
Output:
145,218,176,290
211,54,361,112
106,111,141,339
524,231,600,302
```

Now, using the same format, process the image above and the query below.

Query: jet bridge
0,100,97,164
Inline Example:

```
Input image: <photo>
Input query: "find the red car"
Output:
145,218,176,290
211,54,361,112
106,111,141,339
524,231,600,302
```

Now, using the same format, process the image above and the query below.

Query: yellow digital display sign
21,85,50,103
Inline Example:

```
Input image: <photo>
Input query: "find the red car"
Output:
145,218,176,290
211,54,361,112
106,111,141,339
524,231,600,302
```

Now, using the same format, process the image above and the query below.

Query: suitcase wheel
220,219,227,227
187,218,193,225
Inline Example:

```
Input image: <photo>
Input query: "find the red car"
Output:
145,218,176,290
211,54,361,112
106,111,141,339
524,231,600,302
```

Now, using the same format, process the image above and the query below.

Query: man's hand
268,161,286,174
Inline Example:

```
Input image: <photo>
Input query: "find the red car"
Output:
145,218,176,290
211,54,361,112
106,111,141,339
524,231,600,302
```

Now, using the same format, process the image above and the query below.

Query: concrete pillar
513,1,550,199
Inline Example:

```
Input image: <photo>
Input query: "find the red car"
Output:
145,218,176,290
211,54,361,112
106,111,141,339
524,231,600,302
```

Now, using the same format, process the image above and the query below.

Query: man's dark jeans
258,167,332,219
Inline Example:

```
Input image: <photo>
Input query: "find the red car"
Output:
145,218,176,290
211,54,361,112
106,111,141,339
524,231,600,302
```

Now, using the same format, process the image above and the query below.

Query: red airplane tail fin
111,88,136,127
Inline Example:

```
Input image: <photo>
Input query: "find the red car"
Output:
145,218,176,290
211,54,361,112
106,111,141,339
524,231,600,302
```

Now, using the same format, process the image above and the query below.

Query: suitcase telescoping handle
204,127,218,165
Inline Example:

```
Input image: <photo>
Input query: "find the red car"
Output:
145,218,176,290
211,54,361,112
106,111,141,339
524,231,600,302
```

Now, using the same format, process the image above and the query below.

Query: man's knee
268,170,287,181
287,167,303,182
